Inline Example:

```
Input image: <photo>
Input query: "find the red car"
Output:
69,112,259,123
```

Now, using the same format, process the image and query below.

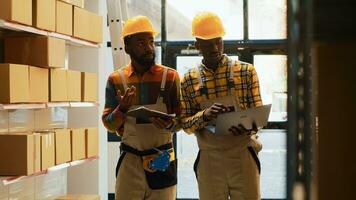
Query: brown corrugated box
81,72,97,102
0,111,9,134
8,109,35,133
56,194,100,200
73,7,103,43
0,133,41,176
50,69,68,102
71,128,86,160
60,0,84,8
34,108,68,131
29,66,49,103
55,129,71,164
56,0,73,35
38,132,55,170
33,0,56,31
0,0,32,26
0,64,30,103
85,128,98,158
5,36,65,68
67,70,81,102
91,12,103,43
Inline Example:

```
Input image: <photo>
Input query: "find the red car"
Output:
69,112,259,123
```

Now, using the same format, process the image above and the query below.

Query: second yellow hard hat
192,12,225,40
121,15,158,39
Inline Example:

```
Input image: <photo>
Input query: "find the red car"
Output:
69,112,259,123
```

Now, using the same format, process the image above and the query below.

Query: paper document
215,104,272,135
127,106,175,120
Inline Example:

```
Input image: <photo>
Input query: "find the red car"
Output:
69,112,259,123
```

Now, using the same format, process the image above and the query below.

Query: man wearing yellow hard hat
180,12,263,200
102,15,181,200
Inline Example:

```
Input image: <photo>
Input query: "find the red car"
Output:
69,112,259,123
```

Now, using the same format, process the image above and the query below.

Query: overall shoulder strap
117,69,128,91
195,65,208,100
228,60,241,111
156,67,169,104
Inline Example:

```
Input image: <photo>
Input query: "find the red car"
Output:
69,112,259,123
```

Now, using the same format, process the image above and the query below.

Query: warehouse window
166,0,244,41
254,55,287,121
126,0,162,41
248,0,287,39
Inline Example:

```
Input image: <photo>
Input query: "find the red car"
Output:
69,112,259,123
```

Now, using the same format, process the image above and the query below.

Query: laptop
214,104,272,135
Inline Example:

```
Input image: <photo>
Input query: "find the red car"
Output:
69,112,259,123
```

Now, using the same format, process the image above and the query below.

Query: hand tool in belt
120,143,174,173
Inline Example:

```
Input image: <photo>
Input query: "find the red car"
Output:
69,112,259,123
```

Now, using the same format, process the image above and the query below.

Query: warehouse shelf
46,102,71,108
0,103,46,110
0,156,99,186
69,102,100,108
0,20,100,48
0,102,99,110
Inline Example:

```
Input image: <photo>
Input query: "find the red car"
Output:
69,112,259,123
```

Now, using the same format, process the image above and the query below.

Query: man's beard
131,51,156,70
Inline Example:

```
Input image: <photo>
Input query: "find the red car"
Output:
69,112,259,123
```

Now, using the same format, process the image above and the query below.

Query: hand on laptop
203,103,230,121
229,122,258,136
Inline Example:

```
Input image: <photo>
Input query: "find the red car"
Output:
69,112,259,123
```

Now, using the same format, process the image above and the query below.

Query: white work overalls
115,67,176,200
194,60,262,200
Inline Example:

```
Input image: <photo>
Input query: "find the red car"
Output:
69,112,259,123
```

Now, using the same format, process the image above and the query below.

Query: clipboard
214,104,272,135
127,106,175,120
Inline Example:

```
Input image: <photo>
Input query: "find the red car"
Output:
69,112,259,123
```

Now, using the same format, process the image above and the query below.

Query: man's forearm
181,110,208,134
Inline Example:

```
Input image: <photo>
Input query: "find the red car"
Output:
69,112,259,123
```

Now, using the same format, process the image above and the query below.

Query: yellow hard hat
121,15,158,39
192,12,225,40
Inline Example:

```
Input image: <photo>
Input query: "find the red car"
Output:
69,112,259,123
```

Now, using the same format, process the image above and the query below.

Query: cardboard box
5,36,66,68
0,133,41,176
0,110,9,134
60,0,84,8
85,128,98,158
81,72,97,102
33,0,56,31
91,12,103,43
56,194,100,200
56,0,73,35
0,64,30,103
67,70,81,102
50,69,68,102
0,182,8,199
38,132,55,170
34,108,68,131
71,128,86,160
0,0,32,26
55,129,71,164
73,7,103,43
29,66,49,103
8,109,35,133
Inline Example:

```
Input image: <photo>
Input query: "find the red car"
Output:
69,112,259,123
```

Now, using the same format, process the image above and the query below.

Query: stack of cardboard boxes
0,0,103,43
0,36,98,103
0,128,98,176
0,0,100,178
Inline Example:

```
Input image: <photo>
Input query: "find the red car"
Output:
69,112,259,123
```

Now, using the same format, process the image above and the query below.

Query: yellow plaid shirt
180,55,262,134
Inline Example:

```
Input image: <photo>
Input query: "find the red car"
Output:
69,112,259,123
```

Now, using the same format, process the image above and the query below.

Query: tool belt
120,142,173,157
120,143,177,190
